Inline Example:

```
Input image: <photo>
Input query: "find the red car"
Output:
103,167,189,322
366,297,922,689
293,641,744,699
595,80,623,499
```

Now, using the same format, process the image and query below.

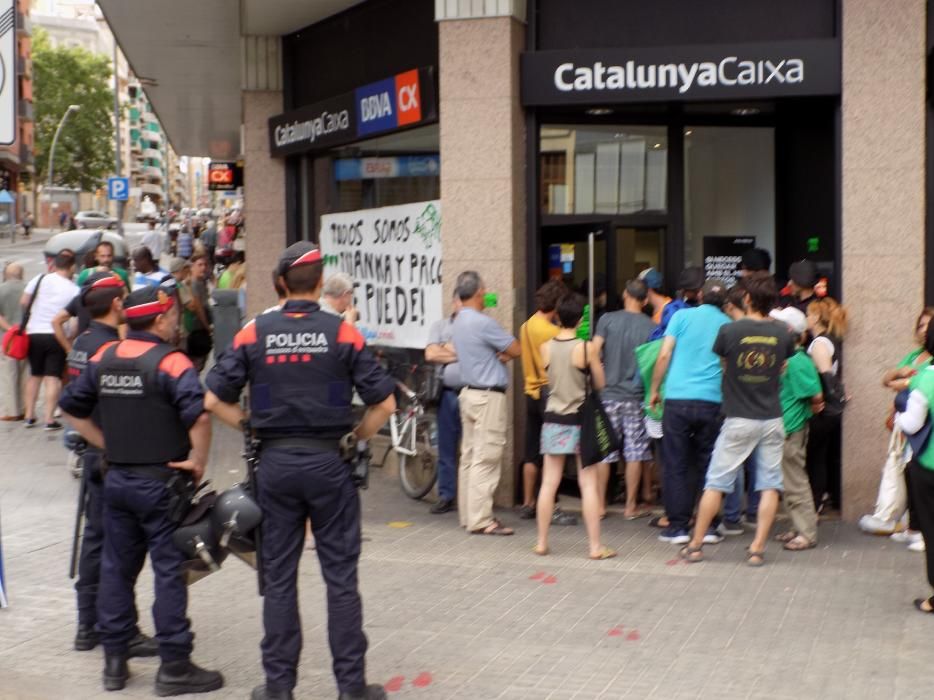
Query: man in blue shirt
450,271,521,536
649,278,730,545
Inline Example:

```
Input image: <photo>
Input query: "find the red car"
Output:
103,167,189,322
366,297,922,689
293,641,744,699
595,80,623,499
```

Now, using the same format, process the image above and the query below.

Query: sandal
532,544,550,556
913,596,934,614
648,515,670,529
774,531,798,544
782,535,817,551
678,545,704,563
624,509,654,521
470,519,514,536
589,546,617,560
746,550,766,567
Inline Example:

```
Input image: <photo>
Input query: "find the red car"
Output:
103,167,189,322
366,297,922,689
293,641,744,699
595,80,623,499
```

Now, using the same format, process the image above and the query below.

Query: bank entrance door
542,222,665,311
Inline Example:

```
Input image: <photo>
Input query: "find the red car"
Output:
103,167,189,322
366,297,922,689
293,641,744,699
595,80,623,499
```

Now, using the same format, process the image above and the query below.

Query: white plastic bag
860,428,909,532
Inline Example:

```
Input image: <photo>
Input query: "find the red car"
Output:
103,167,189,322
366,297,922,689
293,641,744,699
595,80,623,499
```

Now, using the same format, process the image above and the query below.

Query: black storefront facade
522,0,842,309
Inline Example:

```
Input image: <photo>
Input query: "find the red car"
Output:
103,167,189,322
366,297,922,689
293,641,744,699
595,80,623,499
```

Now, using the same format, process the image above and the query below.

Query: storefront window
684,127,775,277
540,125,667,215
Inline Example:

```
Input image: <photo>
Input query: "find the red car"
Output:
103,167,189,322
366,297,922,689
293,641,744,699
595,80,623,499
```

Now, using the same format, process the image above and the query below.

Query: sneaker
891,530,923,545
515,505,536,520
908,539,926,553
658,527,691,544
702,528,724,545
717,520,745,536
44,421,63,431
552,508,578,526
858,514,898,535
429,499,455,515
23,418,37,428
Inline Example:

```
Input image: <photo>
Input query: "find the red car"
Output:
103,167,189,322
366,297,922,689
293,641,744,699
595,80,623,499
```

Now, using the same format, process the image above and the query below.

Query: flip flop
782,535,817,551
648,515,669,529
470,519,514,536
679,545,704,563
913,596,934,614
774,531,798,543
589,547,617,560
746,550,766,567
624,510,654,521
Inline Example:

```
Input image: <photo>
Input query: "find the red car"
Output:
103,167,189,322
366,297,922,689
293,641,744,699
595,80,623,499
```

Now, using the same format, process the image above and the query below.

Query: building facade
0,0,35,219
102,0,925,519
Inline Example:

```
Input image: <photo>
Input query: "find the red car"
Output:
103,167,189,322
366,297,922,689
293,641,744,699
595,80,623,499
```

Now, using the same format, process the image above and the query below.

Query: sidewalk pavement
1,419,932,700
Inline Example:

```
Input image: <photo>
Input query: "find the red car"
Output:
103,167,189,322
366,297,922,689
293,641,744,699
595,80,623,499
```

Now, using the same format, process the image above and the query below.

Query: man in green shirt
76,241,130,288
770,307,824,550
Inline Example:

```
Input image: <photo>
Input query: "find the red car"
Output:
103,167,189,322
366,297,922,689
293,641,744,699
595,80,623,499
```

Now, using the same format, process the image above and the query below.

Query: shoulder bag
2,274,44,360
578,339,621,465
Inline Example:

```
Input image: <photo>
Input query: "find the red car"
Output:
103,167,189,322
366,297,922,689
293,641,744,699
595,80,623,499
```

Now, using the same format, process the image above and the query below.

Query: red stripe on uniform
337,322,364,351
233,321,257,349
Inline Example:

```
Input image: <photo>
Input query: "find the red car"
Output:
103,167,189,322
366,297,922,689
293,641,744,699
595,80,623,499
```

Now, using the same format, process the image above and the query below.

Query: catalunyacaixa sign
268,67,437,157
521,40,840,106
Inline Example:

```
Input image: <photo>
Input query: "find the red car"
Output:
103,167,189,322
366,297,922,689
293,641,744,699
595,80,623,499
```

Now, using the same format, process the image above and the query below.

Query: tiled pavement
1,419,933,700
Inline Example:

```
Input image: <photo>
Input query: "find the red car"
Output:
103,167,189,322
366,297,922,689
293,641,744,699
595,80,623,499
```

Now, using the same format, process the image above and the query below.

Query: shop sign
703,236,756,287
521,40,840,106
269,67,436,157
334,155,440,181
207,161,243,191
320,200,442,349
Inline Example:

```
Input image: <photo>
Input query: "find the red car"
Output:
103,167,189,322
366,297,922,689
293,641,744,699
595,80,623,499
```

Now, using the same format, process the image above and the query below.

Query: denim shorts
705,417,785,493
541,422,581,455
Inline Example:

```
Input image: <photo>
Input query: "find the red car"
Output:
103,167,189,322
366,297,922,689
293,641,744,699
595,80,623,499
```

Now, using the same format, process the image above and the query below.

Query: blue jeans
661,400,723,532
436,388,462,501
723,456,759,522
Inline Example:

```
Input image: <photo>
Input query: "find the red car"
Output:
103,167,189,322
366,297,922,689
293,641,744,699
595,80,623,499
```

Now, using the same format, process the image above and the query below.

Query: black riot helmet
172,488,227,584
211,482,263,568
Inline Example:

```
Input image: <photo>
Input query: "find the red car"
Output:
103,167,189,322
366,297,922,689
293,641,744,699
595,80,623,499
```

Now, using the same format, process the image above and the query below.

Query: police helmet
172,491,228,584
212,482,263,566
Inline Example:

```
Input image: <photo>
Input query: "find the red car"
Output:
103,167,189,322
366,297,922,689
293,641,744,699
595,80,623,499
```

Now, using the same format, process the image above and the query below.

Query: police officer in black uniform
204,242,396,700
60,285,224,696
67,272,158,659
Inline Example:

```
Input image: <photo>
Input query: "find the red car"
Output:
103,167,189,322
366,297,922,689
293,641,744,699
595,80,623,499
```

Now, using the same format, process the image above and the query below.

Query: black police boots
154,659,224,696
338,685,387,700
103,654,129,692
128,631,160,657
75,624,99,651
251,684,294,700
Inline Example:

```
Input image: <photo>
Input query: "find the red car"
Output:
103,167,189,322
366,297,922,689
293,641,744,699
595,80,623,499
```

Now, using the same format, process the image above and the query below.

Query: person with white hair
320,272,358,323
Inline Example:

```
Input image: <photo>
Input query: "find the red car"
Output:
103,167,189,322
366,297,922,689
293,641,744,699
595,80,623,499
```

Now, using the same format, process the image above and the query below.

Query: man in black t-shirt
679,272,795,567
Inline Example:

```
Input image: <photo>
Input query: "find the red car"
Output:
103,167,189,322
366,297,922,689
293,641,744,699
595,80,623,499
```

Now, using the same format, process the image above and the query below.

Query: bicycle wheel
398,416,438,499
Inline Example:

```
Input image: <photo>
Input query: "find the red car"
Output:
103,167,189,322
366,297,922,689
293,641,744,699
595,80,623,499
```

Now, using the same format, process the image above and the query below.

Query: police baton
241,420,264,596
68,445,89,579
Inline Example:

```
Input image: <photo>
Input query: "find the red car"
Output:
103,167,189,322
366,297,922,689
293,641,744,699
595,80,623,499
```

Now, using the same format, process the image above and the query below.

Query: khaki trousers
458,388,508,532
782,426,818,543
0,354,23,418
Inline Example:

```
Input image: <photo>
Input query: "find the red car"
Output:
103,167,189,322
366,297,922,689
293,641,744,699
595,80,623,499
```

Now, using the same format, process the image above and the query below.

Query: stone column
242,36,285,317
840,0,926,519
438,4,527,506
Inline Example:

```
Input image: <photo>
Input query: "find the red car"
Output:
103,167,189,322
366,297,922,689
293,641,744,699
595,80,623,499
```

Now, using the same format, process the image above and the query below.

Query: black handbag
578,341,620,465
818,370,847,418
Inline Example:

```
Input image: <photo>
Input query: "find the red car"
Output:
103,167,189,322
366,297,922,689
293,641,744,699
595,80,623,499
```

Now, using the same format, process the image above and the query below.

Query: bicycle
390,378,439,500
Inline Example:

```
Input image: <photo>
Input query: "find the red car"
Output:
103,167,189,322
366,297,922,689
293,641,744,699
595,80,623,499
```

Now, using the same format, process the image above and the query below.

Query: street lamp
47,104,81,196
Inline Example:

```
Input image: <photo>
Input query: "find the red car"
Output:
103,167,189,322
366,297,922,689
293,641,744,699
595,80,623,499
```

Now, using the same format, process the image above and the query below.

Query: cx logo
395,70,422,126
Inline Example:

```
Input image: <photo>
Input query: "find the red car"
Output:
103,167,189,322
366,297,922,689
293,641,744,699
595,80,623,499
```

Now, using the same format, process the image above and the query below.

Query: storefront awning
97,0,363,157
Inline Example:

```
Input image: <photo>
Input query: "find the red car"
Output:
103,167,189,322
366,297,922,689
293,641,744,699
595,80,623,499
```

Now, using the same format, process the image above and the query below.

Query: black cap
276,242,322,277
124,285,174,321
79,271,125,302
677,266,705,291
789,260,818,288
741,248,772,273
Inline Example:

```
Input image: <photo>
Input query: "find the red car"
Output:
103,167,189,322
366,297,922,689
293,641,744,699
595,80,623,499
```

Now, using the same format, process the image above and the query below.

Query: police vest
96,342,191,465
68,323,119,430
248,310,355,439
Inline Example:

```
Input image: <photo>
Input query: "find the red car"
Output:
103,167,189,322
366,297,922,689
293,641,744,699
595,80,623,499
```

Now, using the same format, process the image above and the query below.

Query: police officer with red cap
67,272,159,659
204,242,396,700
60,285,223,696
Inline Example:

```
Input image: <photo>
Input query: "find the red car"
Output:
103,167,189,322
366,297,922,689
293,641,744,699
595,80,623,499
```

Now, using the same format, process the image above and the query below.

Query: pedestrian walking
679,273,795,566
450,271,521,536
131,246,168,289
22,210,33,239
182,253,212,371
535,293,615,559
517,280,577,525
592,278,657,519
649,276,731,545
425,292,464,514
0,262,26,420
22,249,79,430
59,285,223,695
204,241,396,700
63,273,159,659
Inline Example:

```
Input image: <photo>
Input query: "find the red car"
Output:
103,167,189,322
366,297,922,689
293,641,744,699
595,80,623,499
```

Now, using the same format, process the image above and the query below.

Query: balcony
140,182,164,198
16,12,31,37
142,148,162,161
143,166,163,180
142,111,158,124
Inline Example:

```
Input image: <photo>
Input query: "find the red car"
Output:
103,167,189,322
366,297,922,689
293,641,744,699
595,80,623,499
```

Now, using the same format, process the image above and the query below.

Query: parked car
45,229,129,270
74,210,118,230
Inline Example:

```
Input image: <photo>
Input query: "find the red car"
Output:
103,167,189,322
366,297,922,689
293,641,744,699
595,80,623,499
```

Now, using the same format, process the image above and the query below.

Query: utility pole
47,104,80,226
113,39,124,237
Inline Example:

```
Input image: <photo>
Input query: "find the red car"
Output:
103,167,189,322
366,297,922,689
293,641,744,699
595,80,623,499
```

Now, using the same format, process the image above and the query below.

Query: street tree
32,27,114,197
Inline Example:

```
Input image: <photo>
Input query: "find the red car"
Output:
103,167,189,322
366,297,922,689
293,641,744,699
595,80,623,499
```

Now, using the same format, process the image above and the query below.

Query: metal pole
46,105,79,215
112,40,124,237
588,231,595,339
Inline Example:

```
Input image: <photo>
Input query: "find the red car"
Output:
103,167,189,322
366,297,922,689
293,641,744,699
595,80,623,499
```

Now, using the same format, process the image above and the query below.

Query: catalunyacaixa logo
554,56,805,95
273,110,351,148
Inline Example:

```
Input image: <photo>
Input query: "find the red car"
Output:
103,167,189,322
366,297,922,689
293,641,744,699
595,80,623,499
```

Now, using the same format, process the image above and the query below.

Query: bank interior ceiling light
731,107,761,116
585,107,613,116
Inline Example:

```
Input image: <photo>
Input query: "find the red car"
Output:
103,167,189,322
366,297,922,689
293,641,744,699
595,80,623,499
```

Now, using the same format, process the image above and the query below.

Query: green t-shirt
76,266,130,288
907,367,934,470
897,347,930,370
780,348,823,434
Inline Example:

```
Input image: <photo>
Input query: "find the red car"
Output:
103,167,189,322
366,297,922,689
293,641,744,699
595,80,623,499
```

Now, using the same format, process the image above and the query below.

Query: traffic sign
107,177,129,201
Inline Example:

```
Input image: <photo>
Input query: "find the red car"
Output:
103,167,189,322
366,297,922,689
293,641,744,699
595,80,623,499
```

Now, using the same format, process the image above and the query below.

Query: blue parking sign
107,177,129,201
